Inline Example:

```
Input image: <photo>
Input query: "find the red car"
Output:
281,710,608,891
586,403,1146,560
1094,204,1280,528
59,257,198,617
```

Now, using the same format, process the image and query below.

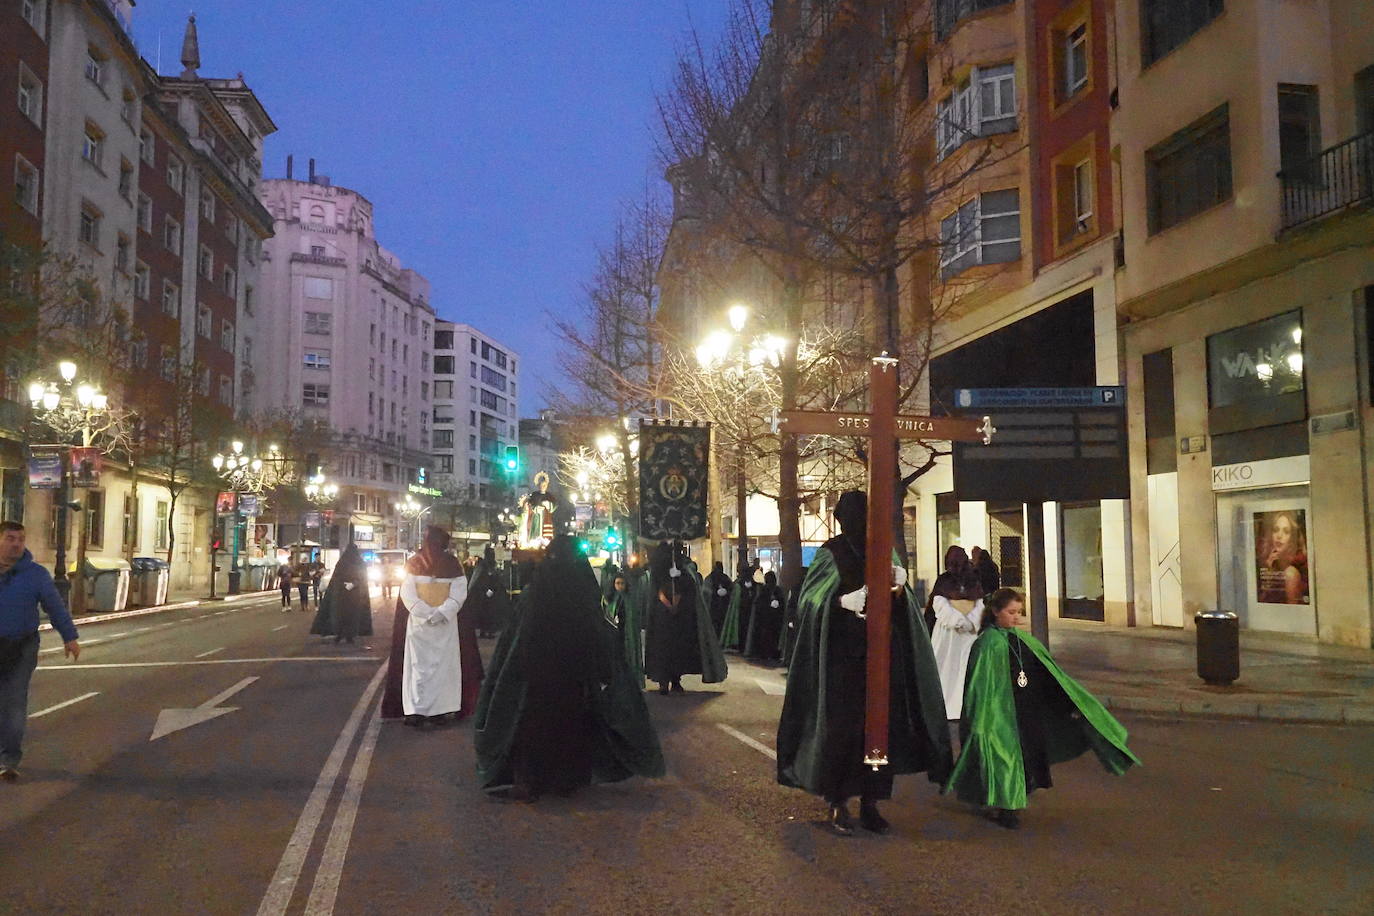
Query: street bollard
1195,611,1240,686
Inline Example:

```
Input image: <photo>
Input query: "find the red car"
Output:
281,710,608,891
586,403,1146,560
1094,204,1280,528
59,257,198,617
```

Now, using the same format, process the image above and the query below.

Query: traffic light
576,539,591,555
503,445,519,474
604,527,621,549
210,535,223,552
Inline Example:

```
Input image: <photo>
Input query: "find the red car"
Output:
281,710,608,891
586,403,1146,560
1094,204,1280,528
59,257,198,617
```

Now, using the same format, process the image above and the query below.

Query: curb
1098,692,1368,726
38,589,278,633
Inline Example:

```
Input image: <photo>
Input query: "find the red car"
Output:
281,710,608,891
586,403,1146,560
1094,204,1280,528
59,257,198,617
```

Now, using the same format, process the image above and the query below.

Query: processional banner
638,420,710,542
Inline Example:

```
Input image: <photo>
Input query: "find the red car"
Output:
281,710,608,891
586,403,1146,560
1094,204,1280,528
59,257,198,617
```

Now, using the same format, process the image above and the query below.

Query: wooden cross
773,355,994,769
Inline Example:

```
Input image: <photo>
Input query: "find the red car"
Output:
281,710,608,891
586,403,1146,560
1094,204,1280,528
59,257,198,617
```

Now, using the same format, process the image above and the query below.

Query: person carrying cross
776,491,951,836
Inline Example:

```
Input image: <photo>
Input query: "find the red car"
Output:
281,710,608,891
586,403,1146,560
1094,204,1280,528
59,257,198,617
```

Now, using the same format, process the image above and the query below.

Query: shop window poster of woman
1254,510,1310,605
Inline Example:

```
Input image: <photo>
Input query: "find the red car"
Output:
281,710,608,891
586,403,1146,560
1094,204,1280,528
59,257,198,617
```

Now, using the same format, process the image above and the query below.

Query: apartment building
429,321,521,529
1114,0,1374,646
257,171,436,550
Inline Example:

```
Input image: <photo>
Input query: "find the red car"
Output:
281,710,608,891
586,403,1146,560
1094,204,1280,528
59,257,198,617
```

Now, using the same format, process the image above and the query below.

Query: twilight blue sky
131,1,732,411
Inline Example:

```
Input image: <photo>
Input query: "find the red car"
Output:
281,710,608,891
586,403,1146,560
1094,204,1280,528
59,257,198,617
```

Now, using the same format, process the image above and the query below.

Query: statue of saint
518,472,558,550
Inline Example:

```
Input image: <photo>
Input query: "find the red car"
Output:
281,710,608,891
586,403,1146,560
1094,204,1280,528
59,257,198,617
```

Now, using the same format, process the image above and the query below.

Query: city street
2,597,1371,915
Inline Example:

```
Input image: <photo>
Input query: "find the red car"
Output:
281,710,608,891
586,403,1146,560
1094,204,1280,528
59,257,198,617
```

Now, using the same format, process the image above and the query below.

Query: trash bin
246,559,276,591
1195,611,1240,685
130,557,170,607
82,557,131,613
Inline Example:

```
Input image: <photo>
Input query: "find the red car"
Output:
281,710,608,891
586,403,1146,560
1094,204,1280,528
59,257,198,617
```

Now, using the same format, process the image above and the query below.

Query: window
368,392,374,415
421,381,429,401
434,355,455,374
121,494,137,552
438,455,453,473
1055,156,1096,244
163,216,181,254
21,0,43,30
304,276,333,299
78,203,101,249
1146,104,1231,234
434,329,454,350
136,192,151,232
1207,310,1304,408
161,280,180,317
167,155,184,194
197,304,212,338
113,233,129,272
434,380,453,399
134,261,150,300
304,311,332,335
139,127,155,165
82,122,104,168
1141,0,1223,67
200,190,216,222
220,319,234,352
17,64,42,124
468,434,477,449
937,65,1016,158
15,156,39,214
243,336,254,368
480,366,507,391
309,205,326,222
1277,84,1321,183
120,87,135,124
85,47,105,87
154,500,169,550
1063,23,1089,100
310,244,326,257
86,491,104,548
244,284,254,315
939,189,1021,278
219,375,233,405
304,349,332,370
433,430,454,448
936,0,1013,39
469,410,476,427
198,245,213,278
470,337,477,354
222,267,236,296
159,345,176,382
1357,66,1374,136
303,383,330,407
480,389,502,411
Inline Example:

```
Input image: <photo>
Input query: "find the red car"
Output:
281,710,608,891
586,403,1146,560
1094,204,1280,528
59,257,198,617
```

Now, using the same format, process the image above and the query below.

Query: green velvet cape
719,583,744,650
944,626,1140,810
644,562,729,684
603,590,645,686
776,547,952,795
473,555,665,789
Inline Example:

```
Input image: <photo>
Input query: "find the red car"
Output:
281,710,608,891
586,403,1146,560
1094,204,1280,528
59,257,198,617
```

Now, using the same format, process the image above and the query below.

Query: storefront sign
1210,455,1310,491
27,450,63,489
353,524,375,542
238,494,260,518
408,484,442,497
70,447,102,488
1206,311,1304,408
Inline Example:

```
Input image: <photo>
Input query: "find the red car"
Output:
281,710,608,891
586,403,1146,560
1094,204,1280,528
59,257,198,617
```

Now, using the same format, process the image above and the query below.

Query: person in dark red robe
381,527,483,722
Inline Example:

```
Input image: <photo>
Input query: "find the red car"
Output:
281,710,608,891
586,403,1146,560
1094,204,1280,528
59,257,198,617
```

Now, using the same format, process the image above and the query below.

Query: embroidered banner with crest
638,421,710,541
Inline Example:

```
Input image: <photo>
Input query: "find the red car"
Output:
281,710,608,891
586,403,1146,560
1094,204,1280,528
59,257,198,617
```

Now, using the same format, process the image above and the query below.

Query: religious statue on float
516,472,558,551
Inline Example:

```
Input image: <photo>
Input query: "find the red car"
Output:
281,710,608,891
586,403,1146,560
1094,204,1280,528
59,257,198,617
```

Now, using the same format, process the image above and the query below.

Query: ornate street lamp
696,306,786,575
211,441,282,595
28,360,116,608
393,494,429,551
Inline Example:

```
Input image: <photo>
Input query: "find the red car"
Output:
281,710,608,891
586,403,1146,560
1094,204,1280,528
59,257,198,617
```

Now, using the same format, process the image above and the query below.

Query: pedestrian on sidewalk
777,491,951,837
0,521,80,782
277,563,294,611
310,561,324,606
295,563,312,611
475,528,663,801
944,588,1140,830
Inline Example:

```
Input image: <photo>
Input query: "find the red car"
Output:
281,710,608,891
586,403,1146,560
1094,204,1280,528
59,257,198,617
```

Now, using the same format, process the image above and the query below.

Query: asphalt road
2,597,1371,915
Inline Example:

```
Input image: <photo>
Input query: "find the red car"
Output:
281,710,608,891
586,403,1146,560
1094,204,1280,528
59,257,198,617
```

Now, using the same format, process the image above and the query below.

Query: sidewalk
40,588,280,633
1049,619,1374,725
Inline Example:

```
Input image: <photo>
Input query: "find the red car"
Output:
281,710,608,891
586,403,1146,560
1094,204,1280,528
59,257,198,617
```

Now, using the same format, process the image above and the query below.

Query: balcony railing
1279,131,1374,231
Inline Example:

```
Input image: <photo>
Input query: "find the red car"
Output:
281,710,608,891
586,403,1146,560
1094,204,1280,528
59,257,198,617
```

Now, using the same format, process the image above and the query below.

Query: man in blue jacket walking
0,521,80,781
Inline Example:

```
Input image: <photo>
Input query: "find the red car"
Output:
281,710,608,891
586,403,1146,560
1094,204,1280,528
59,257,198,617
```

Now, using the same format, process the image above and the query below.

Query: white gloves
669,566,682,579
485,588,494,598
716,587,727,597
427,614,449,626
892,566,908,588
770,599,780,609
839,586,868,614
344,582,354,591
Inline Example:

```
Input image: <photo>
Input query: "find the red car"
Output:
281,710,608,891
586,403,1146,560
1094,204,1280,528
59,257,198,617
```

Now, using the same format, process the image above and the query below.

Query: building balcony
935,0,1014,41
1279,132,1374,231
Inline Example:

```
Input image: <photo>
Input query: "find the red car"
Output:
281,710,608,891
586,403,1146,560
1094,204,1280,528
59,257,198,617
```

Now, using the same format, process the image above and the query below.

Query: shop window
1143,348,1177,474
1060,503,1104,620
1207,310,1306,436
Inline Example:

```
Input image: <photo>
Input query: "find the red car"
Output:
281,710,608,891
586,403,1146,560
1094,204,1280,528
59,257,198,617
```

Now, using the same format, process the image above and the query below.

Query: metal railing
1279,131,1374,230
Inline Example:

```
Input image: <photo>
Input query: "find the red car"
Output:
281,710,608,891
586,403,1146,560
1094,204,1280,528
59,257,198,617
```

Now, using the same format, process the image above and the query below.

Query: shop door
988,509,1025,589
1060,503,1105,620
1216,486,1315,635
1147,473,1184,627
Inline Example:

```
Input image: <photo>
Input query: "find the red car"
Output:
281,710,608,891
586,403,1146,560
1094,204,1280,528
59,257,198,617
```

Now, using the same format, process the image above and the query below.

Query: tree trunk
776,279,804,592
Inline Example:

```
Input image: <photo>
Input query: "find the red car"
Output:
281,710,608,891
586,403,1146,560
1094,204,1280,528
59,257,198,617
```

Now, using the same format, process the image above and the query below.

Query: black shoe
658,683,670,695
827,803,854,837
670,680,685,693
403,715,423,728
859,801,890,835
993,808,1020,830
0,767,17,782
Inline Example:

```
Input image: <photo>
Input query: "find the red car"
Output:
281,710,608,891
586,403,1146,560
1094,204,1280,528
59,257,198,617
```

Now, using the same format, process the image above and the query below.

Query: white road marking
29,692,100,719
755,678,788,696
304,700,383,915
272,625,290,632
717,723,777,760
109,632,130,638
38,657,377,671
194,647,225,659
257,663,388,916
149,676,260,741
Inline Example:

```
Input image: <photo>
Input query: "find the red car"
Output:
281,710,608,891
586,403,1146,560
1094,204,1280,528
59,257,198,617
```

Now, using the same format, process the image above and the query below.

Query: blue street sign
954,386,1125,409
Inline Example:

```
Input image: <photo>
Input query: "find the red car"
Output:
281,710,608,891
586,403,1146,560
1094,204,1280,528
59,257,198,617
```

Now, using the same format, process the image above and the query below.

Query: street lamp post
27,361,113,611
393,494,429,551
303,473,339,545
211,441,281,596
697,306,784,576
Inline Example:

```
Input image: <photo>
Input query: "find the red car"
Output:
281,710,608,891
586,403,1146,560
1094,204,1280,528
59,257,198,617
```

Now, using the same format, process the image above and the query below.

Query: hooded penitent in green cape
944,625,1140,811
643,543,728,689
603,576,645,686
474,535,663,793
718,569,757,652
776,544,952,800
